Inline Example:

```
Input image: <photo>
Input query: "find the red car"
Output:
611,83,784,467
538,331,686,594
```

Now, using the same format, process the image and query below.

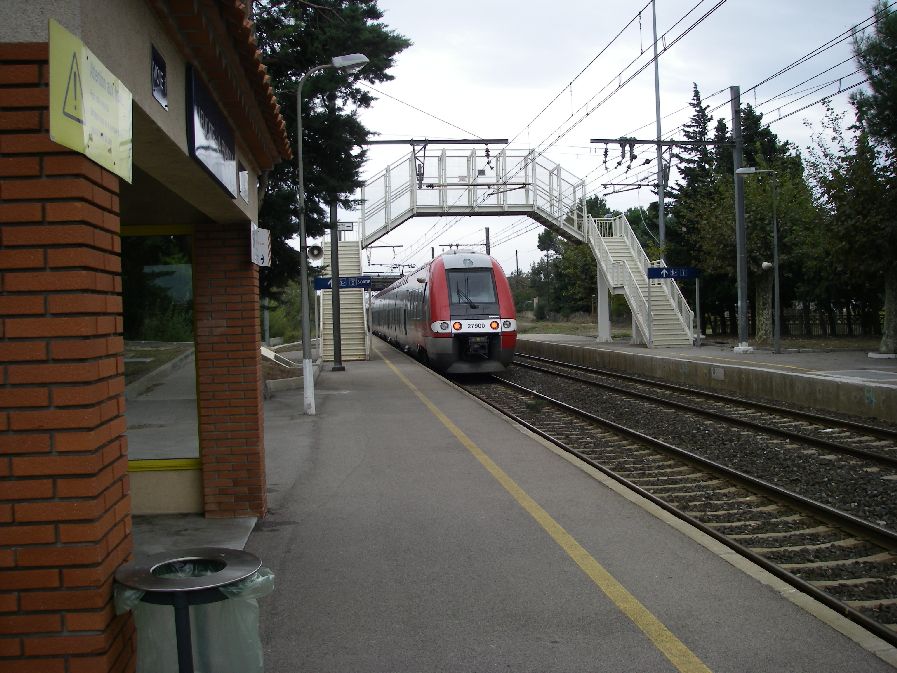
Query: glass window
447,269,497,305
122,234,198,460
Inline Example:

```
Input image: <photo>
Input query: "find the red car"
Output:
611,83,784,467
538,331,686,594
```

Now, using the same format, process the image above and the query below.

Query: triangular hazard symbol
63,53,83,124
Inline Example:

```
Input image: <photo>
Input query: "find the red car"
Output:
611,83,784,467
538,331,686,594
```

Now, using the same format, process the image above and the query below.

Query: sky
326,0,875,278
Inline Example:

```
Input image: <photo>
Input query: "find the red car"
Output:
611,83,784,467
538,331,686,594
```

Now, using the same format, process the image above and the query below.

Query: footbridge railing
355,147,693,347
358,148,589,248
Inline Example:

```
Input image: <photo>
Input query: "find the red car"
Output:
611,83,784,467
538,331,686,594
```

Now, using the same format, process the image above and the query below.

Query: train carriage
370,250,517,373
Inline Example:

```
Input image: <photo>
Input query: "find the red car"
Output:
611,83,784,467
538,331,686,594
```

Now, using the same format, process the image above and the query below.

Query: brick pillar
194,221,266,518
0,44,135,672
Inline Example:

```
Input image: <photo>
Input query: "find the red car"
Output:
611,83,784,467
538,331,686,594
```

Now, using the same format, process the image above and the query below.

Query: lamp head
735,167,757,175
331,53,369,73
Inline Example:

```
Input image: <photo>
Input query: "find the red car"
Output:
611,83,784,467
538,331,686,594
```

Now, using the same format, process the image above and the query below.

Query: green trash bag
115,562,275,673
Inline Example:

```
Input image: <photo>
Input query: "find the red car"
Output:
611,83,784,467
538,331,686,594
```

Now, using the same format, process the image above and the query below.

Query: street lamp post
735,167,780,354
295,53,368,415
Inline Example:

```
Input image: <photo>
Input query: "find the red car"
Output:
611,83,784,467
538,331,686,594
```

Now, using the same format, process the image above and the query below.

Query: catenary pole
731,86,751,351
652,0,665,246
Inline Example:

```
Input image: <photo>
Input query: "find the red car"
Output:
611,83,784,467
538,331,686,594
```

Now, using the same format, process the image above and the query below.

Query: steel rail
513,355,897,466
516,352,897,439
461,375,897,648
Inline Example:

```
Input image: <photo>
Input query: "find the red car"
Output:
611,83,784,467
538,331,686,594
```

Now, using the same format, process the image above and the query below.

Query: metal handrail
357,150,690,345
586,216,649,341
649,259,695,341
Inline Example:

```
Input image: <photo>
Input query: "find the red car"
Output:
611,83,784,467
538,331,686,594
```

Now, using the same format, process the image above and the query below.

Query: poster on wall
48,19,133,182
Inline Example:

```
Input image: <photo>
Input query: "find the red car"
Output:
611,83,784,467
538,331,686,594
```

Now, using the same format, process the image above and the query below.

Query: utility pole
485,227,490,255
328,199,345,371
328,93,344,372
731,85,751,352
652,0,665,246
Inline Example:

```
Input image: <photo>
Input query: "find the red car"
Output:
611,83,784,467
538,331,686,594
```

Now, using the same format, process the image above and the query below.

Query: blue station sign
314,275,373,290
647,266,700,280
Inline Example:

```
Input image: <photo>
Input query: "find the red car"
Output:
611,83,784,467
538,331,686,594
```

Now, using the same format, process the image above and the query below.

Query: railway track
513,352,897,465
456,373,897,646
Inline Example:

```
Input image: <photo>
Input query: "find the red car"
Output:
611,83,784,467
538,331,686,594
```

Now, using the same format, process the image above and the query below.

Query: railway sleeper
668,495,762,507
846,598,897,608
708,514,806,530
729,525,835,540
813,574,897,588
749,537,866,554
780,551,897,569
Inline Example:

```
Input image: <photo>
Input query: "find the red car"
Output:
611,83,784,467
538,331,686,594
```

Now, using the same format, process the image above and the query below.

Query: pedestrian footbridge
355,147,693,347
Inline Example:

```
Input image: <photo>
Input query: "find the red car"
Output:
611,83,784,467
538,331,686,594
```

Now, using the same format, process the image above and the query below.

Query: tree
253,1,411,300
805,103,892,341
850,0,897,352
668,84,713,268
689,104,814,343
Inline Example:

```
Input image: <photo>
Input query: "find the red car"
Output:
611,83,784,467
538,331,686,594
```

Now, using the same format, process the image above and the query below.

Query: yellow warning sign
49,19,132,182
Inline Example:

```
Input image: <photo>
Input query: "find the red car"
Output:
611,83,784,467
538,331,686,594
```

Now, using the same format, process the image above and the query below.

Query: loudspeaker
308,244,324,261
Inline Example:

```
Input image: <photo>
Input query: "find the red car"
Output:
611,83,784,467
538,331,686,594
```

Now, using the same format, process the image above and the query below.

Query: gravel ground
499,367,897,533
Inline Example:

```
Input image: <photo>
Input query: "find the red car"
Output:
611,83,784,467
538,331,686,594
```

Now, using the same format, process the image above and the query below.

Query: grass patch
517,318,630,339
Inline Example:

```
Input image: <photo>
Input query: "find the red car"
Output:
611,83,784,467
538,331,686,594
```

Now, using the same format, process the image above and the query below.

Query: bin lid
115,547,262,592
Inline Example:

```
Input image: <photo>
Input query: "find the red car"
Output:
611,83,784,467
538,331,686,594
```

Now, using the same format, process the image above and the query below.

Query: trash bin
114,547,274,673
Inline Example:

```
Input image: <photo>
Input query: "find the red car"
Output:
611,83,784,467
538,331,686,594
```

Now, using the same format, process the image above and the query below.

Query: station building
1,0,290,669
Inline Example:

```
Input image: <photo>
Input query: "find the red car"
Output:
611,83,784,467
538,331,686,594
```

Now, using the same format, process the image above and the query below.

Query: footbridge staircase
356,148,693,347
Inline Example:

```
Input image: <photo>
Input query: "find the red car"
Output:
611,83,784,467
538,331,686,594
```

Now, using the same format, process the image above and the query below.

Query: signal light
490,321,500,330
452,321,463,331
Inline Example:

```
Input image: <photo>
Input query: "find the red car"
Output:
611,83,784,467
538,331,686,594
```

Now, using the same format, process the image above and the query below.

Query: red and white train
370,250,517,374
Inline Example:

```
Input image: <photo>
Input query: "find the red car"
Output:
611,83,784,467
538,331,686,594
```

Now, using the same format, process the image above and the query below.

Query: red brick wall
193,221,266,518
0,44,135,672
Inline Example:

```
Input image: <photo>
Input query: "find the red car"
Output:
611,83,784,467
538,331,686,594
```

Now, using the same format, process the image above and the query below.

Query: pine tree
252,0,411,300
668,84,713,268
850,0,897,352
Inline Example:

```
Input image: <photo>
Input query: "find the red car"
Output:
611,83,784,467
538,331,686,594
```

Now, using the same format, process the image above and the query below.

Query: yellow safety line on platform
377,346,713,673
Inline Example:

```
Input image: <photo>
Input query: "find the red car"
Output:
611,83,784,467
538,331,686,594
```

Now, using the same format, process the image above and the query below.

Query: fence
703,304,882,339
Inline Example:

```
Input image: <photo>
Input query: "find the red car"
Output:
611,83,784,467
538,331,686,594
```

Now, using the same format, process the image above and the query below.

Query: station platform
245,343,897,672
517,335,897,424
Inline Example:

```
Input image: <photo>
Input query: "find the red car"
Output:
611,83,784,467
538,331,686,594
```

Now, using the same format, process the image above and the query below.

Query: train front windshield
447,269,497,313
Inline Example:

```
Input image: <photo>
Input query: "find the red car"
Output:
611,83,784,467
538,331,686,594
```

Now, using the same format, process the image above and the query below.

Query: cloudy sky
335,0,875,277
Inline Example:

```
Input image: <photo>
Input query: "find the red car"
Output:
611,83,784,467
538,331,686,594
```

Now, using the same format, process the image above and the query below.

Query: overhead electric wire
605,5,887,164
469,0,730,236
401,0,668,262
377,0,739,264
366,2,883,269
769,78,868,124
358,81,483,138
505,0,653,147
535,0,729,157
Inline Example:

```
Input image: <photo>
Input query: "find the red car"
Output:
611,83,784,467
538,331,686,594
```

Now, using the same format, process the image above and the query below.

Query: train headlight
489,320,500,330
452,321,463,331
502,320,512,329
440,321,449,331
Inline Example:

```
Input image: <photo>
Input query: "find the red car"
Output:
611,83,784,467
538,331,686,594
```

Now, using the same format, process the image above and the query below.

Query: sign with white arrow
314,276,372,290
647,266,700,280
